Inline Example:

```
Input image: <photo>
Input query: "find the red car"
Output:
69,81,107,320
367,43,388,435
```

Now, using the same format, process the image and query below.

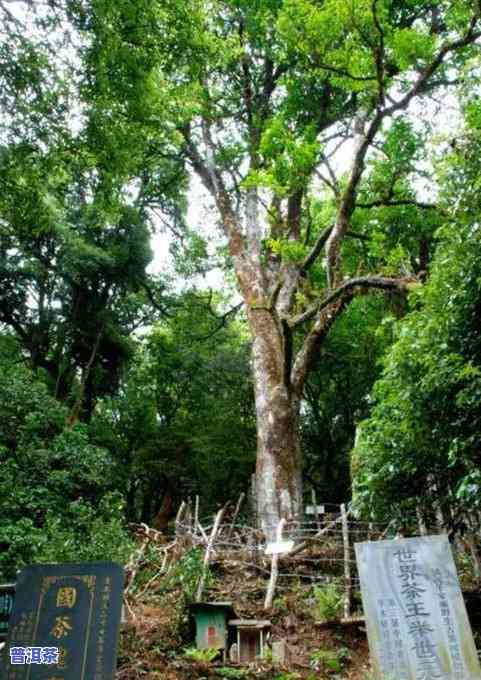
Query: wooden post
175,501,186,538
468,539,481,579
194,495,200,535
195,507,226,602
186,498,193,533
341,503,351,619
251,473,257,525
264,518,286,610
416,506,428,536
232,492,245,526
228,492,245,539
311,489,321,532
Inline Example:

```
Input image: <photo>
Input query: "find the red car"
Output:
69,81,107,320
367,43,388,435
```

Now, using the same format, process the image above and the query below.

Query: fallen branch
314,616,365,627
124,525,150,595
227,492,246,539
289,513,345,558
122,595,136,622
196,506,227,602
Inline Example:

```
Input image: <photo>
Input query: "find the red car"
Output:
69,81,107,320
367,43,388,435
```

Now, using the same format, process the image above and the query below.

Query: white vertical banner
355,535,481,680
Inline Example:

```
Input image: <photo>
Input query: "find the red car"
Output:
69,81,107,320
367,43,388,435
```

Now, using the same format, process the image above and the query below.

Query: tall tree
83,0,481,533
93,292,256,525
0,0,184,420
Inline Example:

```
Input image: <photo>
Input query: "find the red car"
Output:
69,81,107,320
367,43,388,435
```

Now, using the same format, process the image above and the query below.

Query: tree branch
290,275,417,391
289,275,417,329
182,124,217,196
325,10,481,288
181,122,246,261
325,110,384,286
319,152,341,197
384,13,481,118
372,0,386,103
191,302,243,341
301,224,333,272
314,58,377,82
355,198,439,210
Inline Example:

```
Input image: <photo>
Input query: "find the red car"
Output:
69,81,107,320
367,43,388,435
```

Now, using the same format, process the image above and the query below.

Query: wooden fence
125,496,481,620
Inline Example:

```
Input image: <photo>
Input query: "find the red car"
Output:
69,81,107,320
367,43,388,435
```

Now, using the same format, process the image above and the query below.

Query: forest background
1,0,481,579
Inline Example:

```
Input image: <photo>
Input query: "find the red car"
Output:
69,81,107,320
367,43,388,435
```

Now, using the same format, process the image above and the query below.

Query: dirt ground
117,604,371,680
116,542,481,680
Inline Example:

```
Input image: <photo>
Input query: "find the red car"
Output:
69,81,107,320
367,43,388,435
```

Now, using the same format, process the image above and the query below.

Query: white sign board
305,505,325,515
265,540,294,556
355,535,481,680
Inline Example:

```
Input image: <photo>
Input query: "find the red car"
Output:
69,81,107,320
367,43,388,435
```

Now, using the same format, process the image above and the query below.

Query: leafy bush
310,646,350,673
36,493,134,565
312,583,343,620
216,668,248,679
183,647,219,663
163,548,209,602
0,365,133,578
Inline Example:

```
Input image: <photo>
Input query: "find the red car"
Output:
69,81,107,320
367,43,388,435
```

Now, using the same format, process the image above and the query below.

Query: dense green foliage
353,118,481,525
93,294,256,524
302,296,392,502
0,345,133,578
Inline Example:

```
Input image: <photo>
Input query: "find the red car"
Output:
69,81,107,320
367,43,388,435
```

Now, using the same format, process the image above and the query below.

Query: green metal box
190,602,235,651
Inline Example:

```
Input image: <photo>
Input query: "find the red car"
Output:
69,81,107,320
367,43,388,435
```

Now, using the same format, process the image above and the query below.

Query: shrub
310,646,350,673
216,668,248,679
183,647,219,663
0,365,133,578
163,548,210,602
36,493,134,565
312,582,343,620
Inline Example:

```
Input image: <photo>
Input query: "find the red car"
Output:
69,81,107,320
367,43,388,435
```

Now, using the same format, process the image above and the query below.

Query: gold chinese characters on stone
51,616,72,639
56,587,77,608
58,647,67,669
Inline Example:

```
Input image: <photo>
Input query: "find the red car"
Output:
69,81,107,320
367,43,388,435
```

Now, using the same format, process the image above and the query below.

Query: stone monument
355,535,481,680
1,561,124,679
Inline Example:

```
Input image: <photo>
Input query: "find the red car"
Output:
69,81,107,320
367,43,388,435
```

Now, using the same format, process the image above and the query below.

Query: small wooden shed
190,602,235,659
228,619,271,663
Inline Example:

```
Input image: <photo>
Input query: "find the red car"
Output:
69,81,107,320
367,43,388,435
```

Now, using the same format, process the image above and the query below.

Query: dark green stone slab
0,585,15,641
1,562,124,680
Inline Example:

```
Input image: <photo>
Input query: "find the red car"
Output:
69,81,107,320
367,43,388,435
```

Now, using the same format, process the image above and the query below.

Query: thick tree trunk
255,382,303,539
153,487,175,532
249,310,303,538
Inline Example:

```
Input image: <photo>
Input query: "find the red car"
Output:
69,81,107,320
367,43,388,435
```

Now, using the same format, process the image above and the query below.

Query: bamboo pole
194,495,200,535
341,503,351,620
264,518,287,610
175,501,186,538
